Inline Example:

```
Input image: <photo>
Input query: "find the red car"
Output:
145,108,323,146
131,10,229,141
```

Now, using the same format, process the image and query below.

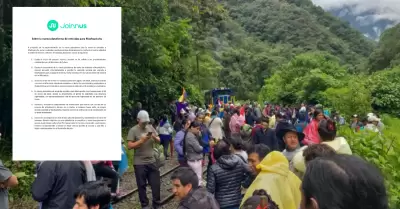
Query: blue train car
204,87,235,107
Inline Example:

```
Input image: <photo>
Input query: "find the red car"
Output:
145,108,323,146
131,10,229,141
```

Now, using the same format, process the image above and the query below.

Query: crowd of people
167,102,387,209
0,101,389,209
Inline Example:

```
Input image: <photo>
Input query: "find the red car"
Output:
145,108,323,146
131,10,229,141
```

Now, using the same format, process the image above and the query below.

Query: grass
381,114,400,140
377,114,400,154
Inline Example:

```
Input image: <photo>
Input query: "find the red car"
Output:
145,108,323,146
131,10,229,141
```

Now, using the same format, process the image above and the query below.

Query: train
204,87,235,107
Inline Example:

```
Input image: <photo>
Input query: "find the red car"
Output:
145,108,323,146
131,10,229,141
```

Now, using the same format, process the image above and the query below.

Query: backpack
182,130,190,163
298,111,307,121
173,119,182,132
240,124,253,142
153,143,165,168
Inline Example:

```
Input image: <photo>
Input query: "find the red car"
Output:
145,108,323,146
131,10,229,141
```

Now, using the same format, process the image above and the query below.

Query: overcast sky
311,0,400,23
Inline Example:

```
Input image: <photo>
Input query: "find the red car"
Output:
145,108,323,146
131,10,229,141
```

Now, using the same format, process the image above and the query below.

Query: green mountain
168,0,376,100
222,0,375,67
368,24,400,72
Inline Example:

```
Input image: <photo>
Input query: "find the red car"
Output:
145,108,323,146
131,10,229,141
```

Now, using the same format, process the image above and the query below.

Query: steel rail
112,164,180,204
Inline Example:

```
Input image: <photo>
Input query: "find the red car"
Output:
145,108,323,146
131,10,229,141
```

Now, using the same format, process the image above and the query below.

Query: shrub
321,76,372,117
338,116,400,207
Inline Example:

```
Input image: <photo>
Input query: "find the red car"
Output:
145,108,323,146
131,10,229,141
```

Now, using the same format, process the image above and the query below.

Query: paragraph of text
34,80,106,88
28,46,106,55
34,90,106,100
34,103,106,114
33,116,106,130
34,66,106,77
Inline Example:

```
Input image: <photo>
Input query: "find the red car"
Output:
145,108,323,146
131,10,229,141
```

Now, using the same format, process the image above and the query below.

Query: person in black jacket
171,167,219,209
252,117,279,151
274,112,287,151
206,139,251,209
32,161,87,209
245,107,257,126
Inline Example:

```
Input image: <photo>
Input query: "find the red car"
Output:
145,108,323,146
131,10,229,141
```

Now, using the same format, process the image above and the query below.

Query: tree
368,24,400,72
369,66,400,114
259,52,347,104
321,76,372,117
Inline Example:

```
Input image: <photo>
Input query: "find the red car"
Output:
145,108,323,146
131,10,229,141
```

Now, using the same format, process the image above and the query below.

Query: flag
178,88,187,102
176,101,188,115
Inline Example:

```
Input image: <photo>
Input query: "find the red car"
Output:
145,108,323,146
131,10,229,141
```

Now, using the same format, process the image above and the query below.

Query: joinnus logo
47,20,87,31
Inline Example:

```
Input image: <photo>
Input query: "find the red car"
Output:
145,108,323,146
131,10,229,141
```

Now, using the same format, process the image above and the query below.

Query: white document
12,7,121,161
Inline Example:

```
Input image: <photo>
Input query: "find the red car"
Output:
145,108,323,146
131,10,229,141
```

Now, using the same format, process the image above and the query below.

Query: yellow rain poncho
240,151,302,209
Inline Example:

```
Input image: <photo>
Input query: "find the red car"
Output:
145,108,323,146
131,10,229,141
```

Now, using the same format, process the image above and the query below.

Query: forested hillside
167,0,379,100
223,0,375,67
368,24,400,72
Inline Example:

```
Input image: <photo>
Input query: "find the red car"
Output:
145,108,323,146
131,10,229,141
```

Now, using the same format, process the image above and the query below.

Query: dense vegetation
0,0,400,207
339,116,400,208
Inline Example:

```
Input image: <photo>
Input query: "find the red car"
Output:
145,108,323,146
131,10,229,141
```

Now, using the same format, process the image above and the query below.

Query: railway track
113,164,208,207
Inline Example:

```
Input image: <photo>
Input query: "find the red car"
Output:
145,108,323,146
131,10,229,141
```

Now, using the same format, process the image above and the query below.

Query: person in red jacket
240,104,246,116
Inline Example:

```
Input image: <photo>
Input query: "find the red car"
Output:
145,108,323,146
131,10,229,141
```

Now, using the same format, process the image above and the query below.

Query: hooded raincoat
292,136,352,175
240,151,301,209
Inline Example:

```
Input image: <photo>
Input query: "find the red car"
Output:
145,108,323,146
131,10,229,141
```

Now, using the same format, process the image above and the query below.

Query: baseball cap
137,110,150,122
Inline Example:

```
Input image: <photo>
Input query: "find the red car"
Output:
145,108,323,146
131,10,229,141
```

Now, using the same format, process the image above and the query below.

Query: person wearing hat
127,110,162,209
365,115,381,133
366,113,385,132
277,122,305,162
276,122,307,178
